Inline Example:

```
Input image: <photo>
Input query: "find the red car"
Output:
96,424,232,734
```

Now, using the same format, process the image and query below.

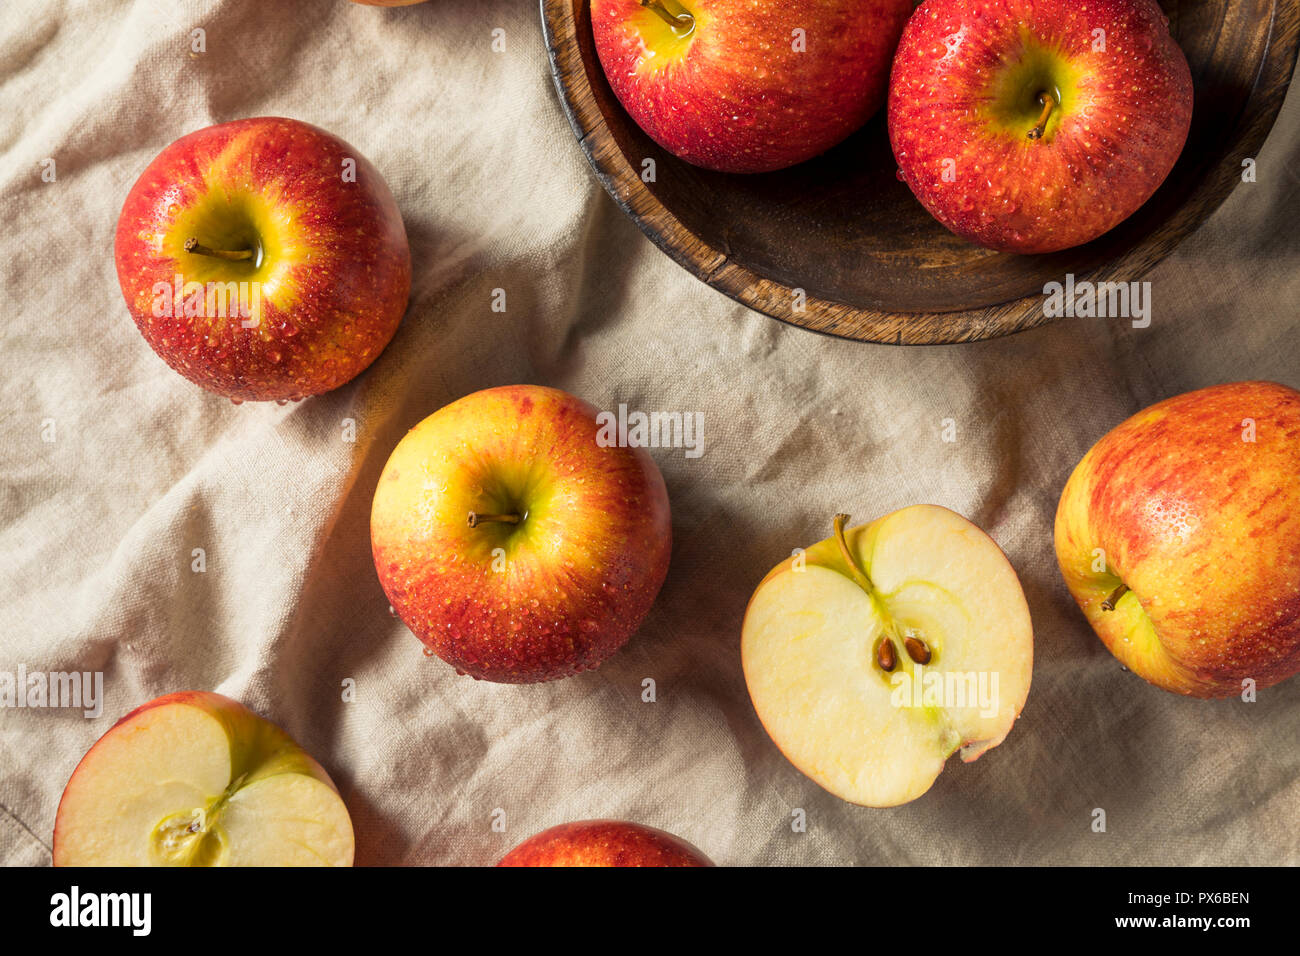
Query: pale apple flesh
1055,381,1300,697
53,692,354,866
742,505,1033,807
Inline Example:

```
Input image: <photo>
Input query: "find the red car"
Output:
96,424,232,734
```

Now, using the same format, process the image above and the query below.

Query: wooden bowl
542,1,1299,344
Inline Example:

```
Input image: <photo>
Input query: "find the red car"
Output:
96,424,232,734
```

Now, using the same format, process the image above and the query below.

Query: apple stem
1101,583,1130,612
639,0,695,32
184,237,254,261
467,512,522,528
1027,91,1057,141
832,514,878,598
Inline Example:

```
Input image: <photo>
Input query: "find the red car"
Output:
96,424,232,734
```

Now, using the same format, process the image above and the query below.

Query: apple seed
877,638,897,672
903,635,932,664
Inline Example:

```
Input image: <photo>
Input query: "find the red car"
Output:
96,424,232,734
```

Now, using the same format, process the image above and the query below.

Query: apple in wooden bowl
542,0,1298,343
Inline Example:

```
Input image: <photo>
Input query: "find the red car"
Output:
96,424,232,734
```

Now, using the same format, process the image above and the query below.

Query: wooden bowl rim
541,0,1300,345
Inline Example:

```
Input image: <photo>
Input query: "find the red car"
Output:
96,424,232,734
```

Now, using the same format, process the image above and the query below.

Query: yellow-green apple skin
371,385,672,684
742,505,1033,807
53,692,354,866
1055,381,1300,698
497,820,714,867
591,0,914,173
114,117,410,402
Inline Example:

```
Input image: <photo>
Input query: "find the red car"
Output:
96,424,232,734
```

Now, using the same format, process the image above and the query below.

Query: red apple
53,692,354,866
498,820,714,866
591,0,914,173
888,0,1193,253
115,117,410,402
1056,382,1300,697
371,385,672,683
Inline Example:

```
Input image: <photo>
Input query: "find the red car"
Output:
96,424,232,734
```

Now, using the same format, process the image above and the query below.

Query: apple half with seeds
742,506,1033,807
53,692,354,866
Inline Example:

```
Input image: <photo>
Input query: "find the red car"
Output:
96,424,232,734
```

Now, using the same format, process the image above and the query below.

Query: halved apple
53,692,354,866
742,505,1033,807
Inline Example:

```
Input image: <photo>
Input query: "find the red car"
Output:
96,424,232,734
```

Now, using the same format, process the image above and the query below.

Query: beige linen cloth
1,0,1298,867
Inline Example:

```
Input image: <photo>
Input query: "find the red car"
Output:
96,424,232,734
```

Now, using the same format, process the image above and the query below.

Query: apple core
148,792,237,867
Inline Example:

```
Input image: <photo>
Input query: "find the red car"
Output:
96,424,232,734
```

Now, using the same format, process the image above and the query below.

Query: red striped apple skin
591,0,913,174
888,0,1193,253
115,117,410,402
1055,382,1300,697
498,820,714,867
371,386,672,684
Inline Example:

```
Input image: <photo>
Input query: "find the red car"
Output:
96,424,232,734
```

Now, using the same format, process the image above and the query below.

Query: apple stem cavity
639,0,695,34
1101,582,1130,612
1027,91,1057,141
467,511,522,528
184,237,254,261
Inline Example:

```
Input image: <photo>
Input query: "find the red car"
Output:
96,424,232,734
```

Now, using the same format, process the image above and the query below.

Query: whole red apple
115,117,410,402
371,385,672,683
1056,381,1300,697
498,820,714,866
591,0,914,174
888,0,1193,253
